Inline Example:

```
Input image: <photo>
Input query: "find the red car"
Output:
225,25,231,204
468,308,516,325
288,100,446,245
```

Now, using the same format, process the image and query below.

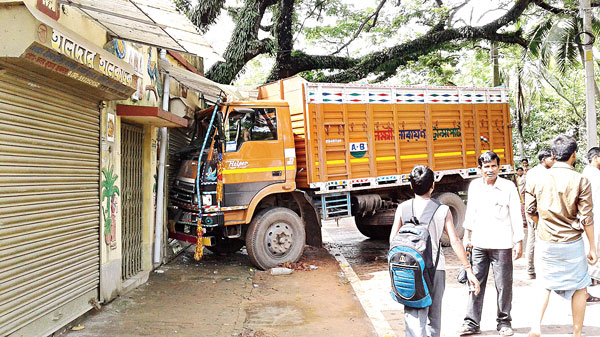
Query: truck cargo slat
266,77,513,191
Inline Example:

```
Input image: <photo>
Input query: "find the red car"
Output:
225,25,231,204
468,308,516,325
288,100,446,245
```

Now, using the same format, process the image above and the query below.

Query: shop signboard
21,23,137,99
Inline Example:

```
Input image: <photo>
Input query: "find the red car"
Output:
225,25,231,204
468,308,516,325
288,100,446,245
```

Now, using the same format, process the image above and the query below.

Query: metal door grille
121,123,143,280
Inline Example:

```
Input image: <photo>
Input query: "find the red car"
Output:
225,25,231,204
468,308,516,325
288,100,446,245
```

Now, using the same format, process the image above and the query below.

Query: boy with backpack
389,165,480,337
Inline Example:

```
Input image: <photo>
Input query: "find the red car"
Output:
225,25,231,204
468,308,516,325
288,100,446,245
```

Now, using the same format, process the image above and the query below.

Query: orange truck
168,76,514,269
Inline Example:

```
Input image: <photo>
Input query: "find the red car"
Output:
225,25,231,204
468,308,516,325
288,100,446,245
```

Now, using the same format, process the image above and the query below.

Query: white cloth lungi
536,238,591,299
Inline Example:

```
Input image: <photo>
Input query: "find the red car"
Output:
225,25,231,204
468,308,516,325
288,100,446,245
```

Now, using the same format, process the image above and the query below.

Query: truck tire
436,192,466,247
354,209,395,240
205,236,245,255
246,208,306,270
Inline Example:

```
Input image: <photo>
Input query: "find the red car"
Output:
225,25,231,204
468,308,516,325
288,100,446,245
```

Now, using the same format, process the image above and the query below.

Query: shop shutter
0,70,101,336
168,125,193,185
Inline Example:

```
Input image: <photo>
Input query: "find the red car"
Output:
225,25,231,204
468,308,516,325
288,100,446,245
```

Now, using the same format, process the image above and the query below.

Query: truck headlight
202,194,213,205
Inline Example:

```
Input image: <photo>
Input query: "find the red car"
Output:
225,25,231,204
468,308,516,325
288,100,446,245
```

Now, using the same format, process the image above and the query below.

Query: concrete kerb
322,226,396,337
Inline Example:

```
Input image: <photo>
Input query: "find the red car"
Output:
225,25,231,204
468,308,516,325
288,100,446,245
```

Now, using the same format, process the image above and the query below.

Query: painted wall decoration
101,165,120,249
105,39,146,101
129,48,144,101
106,113,115,142
114,39,127,59
37,0,60,21
146,48,162,101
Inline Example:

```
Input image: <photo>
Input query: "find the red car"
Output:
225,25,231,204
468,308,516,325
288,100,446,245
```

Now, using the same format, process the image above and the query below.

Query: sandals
458,323,481,336
498,326,514,336
587,294,600,303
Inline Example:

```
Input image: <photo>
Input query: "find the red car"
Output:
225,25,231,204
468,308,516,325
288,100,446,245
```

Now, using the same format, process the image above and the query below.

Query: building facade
0,1,213,335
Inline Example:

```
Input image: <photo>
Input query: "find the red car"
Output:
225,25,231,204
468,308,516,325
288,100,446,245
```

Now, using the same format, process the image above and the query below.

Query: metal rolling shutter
0,70,101,336
168,126,192,185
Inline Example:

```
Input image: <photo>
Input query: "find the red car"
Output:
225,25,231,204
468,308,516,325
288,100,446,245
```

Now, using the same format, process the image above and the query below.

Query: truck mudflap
292,190,322,248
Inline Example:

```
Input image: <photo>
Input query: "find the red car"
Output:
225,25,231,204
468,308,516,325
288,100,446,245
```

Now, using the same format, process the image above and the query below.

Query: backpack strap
426,199,442,271
400,200,414,226
419,199,441,227
417,199,442,270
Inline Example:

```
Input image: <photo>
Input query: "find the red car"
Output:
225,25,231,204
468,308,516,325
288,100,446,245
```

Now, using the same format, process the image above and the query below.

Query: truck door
222,107,284,207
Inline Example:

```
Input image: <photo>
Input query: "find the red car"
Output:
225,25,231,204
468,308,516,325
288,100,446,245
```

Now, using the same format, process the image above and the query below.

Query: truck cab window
224,108,277,152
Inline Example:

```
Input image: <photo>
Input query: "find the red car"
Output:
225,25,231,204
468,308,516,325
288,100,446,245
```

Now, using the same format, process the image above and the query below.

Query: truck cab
168,101,320,270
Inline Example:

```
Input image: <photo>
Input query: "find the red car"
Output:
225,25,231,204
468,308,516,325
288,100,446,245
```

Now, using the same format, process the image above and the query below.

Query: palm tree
526,5,600,101
101,165,120,243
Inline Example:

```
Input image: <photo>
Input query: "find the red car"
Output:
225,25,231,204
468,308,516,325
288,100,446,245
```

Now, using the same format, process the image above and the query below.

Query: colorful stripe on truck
309,165,514,194
306,83,508,104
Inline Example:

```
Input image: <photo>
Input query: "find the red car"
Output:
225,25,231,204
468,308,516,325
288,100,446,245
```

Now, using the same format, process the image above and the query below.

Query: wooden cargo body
258,76,514,193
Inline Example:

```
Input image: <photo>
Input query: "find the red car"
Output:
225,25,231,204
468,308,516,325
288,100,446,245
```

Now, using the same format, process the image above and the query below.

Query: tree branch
267,0,296,81
289,52,361,72
538,67,584,122
206,0,277,83
531,0,568,14
331,0,388,55
293,0,326,43
260,24,273,31
321,0,532,82
447,0,470,26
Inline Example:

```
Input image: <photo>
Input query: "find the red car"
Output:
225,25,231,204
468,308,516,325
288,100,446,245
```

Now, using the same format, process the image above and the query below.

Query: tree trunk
206,0,276,84
515,73,526,160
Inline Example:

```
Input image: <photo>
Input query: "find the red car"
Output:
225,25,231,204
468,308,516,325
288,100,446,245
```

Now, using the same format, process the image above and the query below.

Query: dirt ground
61,244,375,337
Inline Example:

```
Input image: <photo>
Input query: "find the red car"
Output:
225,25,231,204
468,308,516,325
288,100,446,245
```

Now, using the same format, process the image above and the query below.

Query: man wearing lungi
582,147,600,290
525,135,598,337
459,151,524,337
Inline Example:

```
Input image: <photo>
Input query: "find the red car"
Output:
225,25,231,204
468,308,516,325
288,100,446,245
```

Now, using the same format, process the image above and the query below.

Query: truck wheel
354,209,395,240
246,208,306,270
205,236,245,255
436,192,466,247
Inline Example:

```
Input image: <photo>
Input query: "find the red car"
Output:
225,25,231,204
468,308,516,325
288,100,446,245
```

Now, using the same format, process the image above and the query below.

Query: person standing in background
524,148,555,279
521,158,530,173
582,147,600,290
517,166,527,228
525,135,597,337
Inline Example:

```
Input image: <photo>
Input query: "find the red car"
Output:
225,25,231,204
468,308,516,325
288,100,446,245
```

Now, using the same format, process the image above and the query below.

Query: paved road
323,217,600,337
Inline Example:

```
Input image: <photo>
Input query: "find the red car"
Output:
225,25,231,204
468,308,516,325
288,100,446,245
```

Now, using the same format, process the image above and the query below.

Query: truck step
313,192,351,220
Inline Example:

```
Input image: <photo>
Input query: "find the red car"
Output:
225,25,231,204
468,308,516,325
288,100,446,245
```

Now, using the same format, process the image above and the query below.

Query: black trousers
464,247,513,329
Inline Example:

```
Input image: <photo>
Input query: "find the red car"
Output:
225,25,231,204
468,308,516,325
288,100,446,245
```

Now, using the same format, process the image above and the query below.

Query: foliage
175,0,226,33
190,0,535,84
186,0,600,164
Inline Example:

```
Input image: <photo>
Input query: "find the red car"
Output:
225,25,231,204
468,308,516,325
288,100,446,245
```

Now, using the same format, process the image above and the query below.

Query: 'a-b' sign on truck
168,76,514,270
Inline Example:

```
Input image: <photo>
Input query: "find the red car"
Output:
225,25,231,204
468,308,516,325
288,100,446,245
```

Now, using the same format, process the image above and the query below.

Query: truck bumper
168,232,215,246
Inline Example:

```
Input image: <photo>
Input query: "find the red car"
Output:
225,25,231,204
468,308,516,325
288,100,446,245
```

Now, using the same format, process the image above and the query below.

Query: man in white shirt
582,147,600,287
459,151,524,337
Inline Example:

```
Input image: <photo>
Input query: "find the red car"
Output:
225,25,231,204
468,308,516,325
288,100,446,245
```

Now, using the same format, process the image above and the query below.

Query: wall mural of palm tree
101,165,120,248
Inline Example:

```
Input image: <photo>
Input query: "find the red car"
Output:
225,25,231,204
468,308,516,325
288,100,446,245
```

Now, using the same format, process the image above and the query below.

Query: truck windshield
224,108,277,152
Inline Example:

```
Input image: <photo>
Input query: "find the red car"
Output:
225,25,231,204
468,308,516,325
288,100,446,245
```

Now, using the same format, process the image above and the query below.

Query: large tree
176,0,596,85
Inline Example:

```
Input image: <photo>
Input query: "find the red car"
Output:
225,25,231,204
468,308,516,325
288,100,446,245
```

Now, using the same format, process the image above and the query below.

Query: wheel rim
264,221,294,256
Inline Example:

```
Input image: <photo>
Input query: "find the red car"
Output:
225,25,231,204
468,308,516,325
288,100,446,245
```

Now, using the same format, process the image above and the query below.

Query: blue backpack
388,199,441,308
